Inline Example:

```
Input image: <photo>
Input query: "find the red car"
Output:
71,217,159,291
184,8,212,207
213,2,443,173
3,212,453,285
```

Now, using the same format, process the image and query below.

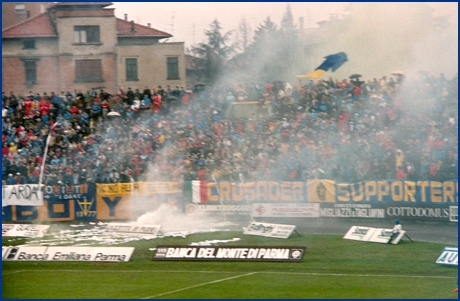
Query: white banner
2,184,43,207
343,226,376,241
368,228,406,244
243,222,296,239
105,223,161,236
2,246,135,262
449,206,458,223
436,247,458,266
343,226,405,244
252,203,320,218
2,246,10,259
2,224,50,238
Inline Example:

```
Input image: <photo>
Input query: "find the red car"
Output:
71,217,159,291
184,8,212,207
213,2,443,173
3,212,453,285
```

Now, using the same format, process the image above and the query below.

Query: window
126,58,138,81
74,26,100,44
24,60,37,83
23,39,35,49
15,3,26,14
167,57,179,79
75,59,103,82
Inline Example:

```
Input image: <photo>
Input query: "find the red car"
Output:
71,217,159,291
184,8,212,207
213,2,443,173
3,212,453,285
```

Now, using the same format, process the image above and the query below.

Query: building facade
2,2,53,30
2,2,186,95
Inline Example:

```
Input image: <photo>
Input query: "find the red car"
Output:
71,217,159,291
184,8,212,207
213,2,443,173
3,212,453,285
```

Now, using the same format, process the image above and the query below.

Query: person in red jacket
153,93,162,114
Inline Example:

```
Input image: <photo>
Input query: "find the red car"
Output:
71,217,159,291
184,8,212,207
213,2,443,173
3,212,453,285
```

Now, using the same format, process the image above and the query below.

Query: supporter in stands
2,72,458,185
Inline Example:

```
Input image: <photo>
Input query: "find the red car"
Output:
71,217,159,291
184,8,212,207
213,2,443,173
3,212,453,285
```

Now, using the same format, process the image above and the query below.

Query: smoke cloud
316,2,458,80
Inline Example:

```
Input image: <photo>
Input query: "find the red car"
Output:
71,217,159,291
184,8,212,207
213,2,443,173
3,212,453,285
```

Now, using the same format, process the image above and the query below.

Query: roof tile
116,18,171,38
2,12,57,38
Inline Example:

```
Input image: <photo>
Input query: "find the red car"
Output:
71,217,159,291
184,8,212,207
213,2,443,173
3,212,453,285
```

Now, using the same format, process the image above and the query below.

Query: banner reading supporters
2,180,457,222
335,180,457,204
184,180,458,205
2,184,43,207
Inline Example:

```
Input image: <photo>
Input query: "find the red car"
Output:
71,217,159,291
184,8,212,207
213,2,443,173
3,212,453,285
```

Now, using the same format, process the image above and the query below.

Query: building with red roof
2,2,186,95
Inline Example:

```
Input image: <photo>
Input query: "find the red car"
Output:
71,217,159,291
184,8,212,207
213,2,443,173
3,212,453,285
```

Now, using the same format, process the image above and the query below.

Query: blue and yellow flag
298,52,348,78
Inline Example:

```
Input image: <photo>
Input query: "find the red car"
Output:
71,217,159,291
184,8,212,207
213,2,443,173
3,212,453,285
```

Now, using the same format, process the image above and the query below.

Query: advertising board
2,224,50,238
252,203,319,218
343,226,376,241
449,206,458,222
320,204,457,222
436,247,458,266
368,228,406,244
343,226,405,244
152,245,306,262
105,223,161,236
2,246,135,262
243,222,297,239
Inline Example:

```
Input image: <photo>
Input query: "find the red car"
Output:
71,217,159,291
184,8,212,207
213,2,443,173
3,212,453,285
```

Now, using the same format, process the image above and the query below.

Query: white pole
38,122,59,199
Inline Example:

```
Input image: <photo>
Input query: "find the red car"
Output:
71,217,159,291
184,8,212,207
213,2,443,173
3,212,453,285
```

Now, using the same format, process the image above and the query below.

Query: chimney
130,20,135,32
147,23,151,28
124,14,127,21
299,17,304,30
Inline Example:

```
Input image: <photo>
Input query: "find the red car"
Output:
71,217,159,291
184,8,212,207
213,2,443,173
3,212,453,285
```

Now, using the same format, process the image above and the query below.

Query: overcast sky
110,2,458,47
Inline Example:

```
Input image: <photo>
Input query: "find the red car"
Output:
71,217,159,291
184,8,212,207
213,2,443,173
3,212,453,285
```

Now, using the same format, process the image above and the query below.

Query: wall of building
2,37,60,94
2,56,60,95
117,42,186,90
54,16,117,54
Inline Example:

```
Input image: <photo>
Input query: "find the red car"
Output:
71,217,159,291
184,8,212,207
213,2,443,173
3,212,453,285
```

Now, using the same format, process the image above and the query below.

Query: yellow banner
97,182,182,195
306,180,336,203
96,195,132,220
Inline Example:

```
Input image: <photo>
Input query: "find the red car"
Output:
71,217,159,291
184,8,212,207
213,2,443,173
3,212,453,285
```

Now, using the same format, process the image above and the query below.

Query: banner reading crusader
2,180,457,222
184,180,457,205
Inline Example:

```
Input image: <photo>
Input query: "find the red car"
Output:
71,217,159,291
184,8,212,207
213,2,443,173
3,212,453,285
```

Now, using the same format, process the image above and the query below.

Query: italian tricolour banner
184,181,207,203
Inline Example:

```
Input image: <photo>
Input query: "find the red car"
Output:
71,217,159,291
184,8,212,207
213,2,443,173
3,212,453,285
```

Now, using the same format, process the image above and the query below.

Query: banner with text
252,203,320,218
436,247,458,266
243,222,297,239
2,246,134,262
184,180,457,205
2,184,43,207
2,224,50,237
152,245,306,262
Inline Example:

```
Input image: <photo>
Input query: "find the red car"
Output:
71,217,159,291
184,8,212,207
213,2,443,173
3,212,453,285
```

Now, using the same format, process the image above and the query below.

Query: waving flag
298,52,348,78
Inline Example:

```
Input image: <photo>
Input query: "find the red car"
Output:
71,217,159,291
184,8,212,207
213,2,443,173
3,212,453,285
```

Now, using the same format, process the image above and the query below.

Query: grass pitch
2,231,458,299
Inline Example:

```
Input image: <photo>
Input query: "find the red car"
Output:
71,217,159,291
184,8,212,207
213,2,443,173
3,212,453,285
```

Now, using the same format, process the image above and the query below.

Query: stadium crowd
2,72,458,186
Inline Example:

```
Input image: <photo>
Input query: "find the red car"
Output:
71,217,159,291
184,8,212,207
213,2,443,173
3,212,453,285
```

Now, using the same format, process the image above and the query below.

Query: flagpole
38,122,59,199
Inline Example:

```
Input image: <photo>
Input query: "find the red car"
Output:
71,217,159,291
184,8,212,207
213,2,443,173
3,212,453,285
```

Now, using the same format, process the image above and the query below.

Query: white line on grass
140,272,258,299
2,270,26,275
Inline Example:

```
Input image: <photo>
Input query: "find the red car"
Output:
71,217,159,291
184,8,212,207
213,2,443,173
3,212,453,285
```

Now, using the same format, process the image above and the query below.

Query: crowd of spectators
2,72,458,186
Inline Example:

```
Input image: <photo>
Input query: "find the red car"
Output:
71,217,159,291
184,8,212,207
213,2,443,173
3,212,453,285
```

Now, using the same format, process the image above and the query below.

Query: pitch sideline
3,269,456,279
141,272,258,299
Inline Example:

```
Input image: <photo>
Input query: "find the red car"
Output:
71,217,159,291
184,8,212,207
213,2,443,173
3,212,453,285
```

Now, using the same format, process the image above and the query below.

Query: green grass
2,231,458,299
